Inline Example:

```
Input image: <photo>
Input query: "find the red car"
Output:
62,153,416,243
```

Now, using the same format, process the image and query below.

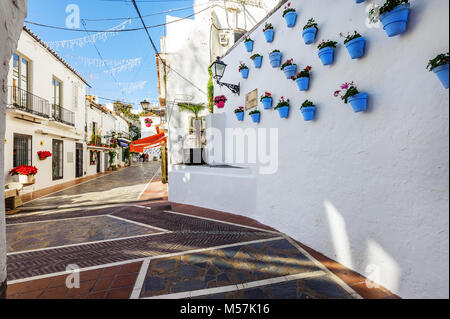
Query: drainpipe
0,0,27,299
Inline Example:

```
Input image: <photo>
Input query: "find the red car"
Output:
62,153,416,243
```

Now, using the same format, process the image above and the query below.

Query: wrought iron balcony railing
7,86,51,118
117,131,132,140
52,104,75,127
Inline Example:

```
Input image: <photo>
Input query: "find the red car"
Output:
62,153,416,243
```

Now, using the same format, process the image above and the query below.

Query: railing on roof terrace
52,104,75,127
7,86,51,118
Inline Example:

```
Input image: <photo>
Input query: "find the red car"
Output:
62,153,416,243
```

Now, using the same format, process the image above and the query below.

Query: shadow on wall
324,200,401,293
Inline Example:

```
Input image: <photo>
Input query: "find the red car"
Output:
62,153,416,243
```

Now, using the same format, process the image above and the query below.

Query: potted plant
281,59,297,79
10,165,38,184
340,31,366,59
239,62,249,79
249,109,261,123
243,36,254,52
269,49,282,68
356,0,366,3
282,2,297,28
369,0,410,37
179,103,206,149
274,96,290,118
427,52,449,89
234,106,245,121
334,81,368,112
263,22,274,43
291,66,312,91
251,54,263,69
214,95,228,108
300,100,316,121
318,40,338,65
260,92,273,109
302,18,318,45
144,118,153,127
37,151,52,160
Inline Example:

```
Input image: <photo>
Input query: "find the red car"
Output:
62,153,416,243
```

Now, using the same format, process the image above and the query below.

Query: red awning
130,126,166,153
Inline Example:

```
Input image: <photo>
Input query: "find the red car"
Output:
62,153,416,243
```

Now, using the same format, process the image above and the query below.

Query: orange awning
130,125,166,153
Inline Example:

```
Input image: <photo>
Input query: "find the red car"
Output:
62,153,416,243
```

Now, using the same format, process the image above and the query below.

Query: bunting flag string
60,54,142,75
118,81,147,94
46,19,132,50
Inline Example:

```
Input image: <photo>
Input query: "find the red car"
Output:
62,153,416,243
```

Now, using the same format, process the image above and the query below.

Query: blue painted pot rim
270,52,282,58
348,92,368,101
433,63,449,73
318,46,335,55
379,3,410,20
284,11,297,18
301,106,316,112
283,65,297,70
262,97,272,101
264,29,274,34
345,36,366,48
302,27,317,35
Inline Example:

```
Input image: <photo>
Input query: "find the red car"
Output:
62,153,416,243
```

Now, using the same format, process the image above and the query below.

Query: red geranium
10,165,38,176
37,151,52,160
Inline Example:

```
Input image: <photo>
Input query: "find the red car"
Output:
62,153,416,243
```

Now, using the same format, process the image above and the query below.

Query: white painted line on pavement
130,257,151,299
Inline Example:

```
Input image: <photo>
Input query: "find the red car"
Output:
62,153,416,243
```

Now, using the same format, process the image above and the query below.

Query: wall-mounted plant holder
244,40,254,52
269,51,282,68
236,111,244,121
301,106,316,121
241,68,249,79
433,63,449,89
277,106,289,118
296,77,310,91
284,11,297,28
214,95,228,108
345,37,366,59
262,97,273,109
264,29,274,43
250,111,261,123
251,55,263,68
318,47,335,65
356,0,366,3
379,3,410,37
348,93,368,112
302,27,317,45
283,65,297,79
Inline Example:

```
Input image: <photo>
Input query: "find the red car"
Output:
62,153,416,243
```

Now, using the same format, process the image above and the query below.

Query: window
52,77,62,106
52,139,63,180
13,134,32,167
12,53,30,106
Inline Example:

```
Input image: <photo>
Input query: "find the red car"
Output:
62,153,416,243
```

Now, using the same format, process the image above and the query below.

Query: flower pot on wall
433,63,449,89
216,100,225,108
250,113,261,123
277,106,289,118
301,106,316,121
283,65,297,79
264,29,274,43
318,47,335,65
348,92,368,112
261,97,273,109
356,0,366,3
284,11,297,28
379,3,410,37
302,27,317,45
269,52,282,68
345,37,366,59
244,40,254,52
253,56,263,68
19,175,35,184
241,68,249,79
295,77,310,91
235,112,244,121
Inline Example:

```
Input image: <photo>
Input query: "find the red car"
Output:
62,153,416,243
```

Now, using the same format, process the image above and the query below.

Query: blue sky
26,0,198,112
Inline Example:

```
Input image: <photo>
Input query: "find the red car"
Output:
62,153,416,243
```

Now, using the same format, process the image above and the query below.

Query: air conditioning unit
219,32,229,46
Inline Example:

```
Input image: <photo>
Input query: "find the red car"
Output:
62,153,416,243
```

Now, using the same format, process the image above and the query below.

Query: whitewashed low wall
170,0,449,298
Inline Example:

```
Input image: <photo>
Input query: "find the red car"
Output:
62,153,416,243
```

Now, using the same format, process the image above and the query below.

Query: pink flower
334,90,341,97
341,83,349,90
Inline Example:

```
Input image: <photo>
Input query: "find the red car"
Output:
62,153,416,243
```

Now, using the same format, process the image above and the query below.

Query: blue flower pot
433,63,449,89
302,27,317,45
284,11,297,28
277,106,289,118
301,106,316,121
318,47,335,65
283,64,297,79
241,68,249,79
379,3,410,37
250,113,261,123
345,37,366,59
295,77,310,91
261,97,273,109
269,52,282,68
253,56,263,69
356,0,366,3
348,92,368,112
244,40,254,52
264,29,274,43
236,112,244,121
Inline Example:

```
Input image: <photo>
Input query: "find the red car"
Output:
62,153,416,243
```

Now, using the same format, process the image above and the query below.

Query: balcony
117,131,132,141
52,104,75,127
7,86,51,118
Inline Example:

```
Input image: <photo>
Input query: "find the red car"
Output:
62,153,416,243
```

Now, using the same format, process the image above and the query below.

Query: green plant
249,109,261,115
243,35,253,43
369,0,409,22
303,18,318,30
291,66,312,80
318,40,337,50
234,106,245,113
108,150,117,165
260,92,272,101
282,2,295,17
178,103,206,120
340,31,362,45
334,81,359,104
207,67,214,113
270,49,280,54
280,59,295,70
427,53,449,71
250,54,262,60
301,100,315,109
238,62,248,72
263,22,273,32
274,97,290,109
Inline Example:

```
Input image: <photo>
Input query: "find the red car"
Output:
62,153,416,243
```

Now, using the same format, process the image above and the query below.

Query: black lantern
210,57,240,95
140,99,150,111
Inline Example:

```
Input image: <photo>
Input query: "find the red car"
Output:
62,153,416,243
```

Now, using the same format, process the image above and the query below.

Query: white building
4,27,89,192
158,0,279,164
169,0,449,298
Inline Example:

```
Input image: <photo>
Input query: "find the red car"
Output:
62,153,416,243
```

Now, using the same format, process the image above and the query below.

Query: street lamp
210,57,240,95
140,99,150,111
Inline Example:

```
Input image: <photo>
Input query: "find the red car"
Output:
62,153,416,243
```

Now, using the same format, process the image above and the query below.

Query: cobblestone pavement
4,202,366,299
21,162,162,210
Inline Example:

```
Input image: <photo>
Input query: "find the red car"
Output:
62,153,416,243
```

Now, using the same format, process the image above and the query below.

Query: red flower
10,165,38,176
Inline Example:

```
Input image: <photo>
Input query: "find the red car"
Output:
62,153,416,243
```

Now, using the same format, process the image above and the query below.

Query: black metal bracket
217,80,240,95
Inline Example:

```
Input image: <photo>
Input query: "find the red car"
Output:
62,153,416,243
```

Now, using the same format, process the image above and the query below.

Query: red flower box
9,165,38,176
37,151,52,160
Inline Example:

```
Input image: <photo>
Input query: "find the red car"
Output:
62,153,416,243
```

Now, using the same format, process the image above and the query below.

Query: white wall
172,0,449,298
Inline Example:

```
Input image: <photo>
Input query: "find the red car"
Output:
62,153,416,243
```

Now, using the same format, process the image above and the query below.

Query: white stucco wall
171,0,449,298
0,0,27,296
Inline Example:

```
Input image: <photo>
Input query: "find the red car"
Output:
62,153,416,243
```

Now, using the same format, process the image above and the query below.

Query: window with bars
52,139,64,180
13,134,32,167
